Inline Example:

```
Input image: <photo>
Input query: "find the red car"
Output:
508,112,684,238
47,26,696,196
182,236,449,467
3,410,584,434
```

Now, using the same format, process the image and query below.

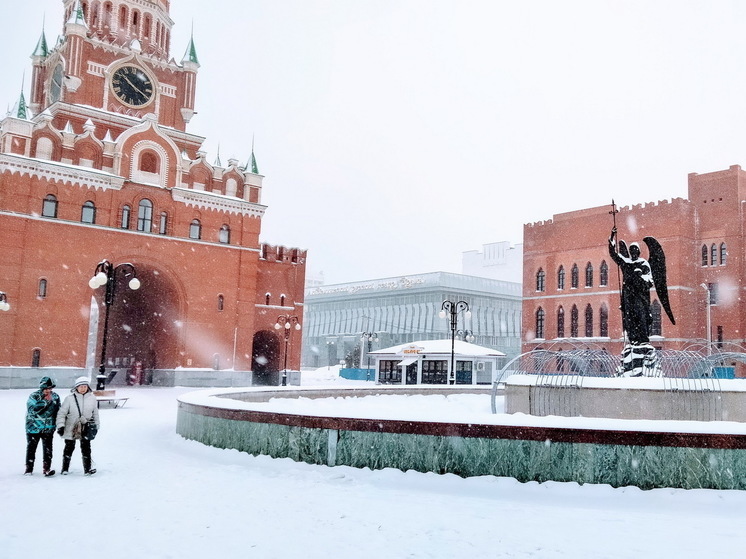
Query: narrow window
717,325,724,348
711,244,717,266
159,212,168,235
708,282,718,305
571,264,579,289
557,306,565,338
265,293,271,305
219,224,230,244
651,300,662,336
121,205,131,229
31,349,41,368
536,268,545,292
42,194,58,218
600,305,609,337
212,354,220,370
217,295,224,311
535,308,545,339
701,245,708,266
137,199,153,232
585,263,593,287
720,243,727,266
570,305,579,337
584,304,593,337
189,219,201,239
38,279,47,299
599,261,609,286
280,295,286,307
557,266,565,290
81,200,96,224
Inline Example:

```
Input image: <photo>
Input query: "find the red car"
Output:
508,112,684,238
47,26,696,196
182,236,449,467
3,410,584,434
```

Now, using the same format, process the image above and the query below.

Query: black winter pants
63,439,92,472
25,432,54,472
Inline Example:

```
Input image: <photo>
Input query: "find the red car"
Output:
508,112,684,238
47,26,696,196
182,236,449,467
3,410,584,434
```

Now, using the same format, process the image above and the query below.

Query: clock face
49,64,64,104
111,65,154,107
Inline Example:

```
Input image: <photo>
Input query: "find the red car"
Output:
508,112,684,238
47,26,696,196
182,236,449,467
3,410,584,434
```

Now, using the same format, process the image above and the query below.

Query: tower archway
251,330,281,385
100,262,184,378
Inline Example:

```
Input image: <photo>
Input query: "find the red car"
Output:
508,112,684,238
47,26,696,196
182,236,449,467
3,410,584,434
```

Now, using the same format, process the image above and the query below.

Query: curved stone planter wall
176,387,746,490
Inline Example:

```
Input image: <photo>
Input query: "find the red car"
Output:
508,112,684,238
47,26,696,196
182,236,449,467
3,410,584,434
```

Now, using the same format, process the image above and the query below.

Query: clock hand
120,73,148,98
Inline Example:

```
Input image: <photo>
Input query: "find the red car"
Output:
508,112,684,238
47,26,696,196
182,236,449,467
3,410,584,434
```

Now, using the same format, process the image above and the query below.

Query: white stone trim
0,153,124,191
172,187,266,217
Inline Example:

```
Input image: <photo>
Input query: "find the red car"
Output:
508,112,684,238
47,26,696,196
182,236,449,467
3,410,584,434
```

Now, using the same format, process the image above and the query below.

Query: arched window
599,261,609,287
217,295,224,311
31,349,41,368
720,243,727,266
137,199,153,232
701,245,708,266
189,219,201,239
81,200,96,224
570,305,579,337
571,264,579,289
536,268,545,292
38,279,48,299
585,304,593,337
585,262,593,287
159,212,168,235
280,295,286,307
651,300,662,336
139,150,158,173
121,205,131,229
42,194,58,218
600,305,609,337
557,306,565,338
535,308,545,339
711,244,717,266
219,224,230,244
212,353,220,370
265,293,271,305
557,266,565,290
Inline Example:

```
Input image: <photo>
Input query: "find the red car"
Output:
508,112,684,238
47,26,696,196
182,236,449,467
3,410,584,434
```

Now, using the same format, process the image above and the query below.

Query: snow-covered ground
1,368,745,558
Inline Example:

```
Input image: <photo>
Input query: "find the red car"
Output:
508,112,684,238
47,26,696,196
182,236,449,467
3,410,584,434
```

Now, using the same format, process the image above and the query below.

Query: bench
96,397,129,409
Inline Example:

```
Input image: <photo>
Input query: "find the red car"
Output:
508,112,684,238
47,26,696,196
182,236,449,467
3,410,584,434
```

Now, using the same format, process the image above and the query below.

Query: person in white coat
56,376,100,475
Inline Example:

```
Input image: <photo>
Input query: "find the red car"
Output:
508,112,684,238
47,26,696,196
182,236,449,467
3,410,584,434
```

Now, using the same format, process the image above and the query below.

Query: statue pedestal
618,343,661,377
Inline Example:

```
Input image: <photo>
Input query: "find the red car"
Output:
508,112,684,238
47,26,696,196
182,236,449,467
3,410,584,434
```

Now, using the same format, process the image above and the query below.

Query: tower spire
31,19,49,58
182,22,200,66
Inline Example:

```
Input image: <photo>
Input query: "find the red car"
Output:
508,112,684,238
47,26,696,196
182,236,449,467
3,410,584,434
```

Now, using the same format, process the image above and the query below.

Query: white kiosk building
370,340,505,385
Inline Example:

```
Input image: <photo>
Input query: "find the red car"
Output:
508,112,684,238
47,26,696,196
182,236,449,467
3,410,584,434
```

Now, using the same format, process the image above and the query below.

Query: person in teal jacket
25,376,61,476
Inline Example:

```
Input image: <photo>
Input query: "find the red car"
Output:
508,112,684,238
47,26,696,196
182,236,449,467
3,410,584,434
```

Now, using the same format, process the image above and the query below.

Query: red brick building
523,165,746,374
0,0,306,385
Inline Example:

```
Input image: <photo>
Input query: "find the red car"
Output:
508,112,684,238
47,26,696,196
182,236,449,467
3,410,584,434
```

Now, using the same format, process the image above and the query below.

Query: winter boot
61,455,71,475
43,469,56,477
84,468,97,476
24,465,33,476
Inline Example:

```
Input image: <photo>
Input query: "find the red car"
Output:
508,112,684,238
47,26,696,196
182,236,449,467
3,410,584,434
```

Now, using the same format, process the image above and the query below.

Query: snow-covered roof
370,339,505,357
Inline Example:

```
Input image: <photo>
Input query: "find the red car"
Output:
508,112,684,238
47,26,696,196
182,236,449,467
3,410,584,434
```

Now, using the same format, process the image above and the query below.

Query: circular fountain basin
176,385,746,490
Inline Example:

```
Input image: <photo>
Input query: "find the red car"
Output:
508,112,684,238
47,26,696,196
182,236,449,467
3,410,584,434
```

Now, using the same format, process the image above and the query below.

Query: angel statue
608,227,675,376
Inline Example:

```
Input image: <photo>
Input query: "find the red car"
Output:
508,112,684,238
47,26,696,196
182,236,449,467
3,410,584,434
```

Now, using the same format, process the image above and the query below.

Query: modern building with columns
302,271,521,370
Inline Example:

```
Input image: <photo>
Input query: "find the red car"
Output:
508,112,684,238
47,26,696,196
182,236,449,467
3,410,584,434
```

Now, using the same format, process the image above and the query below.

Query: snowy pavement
1,376,745,558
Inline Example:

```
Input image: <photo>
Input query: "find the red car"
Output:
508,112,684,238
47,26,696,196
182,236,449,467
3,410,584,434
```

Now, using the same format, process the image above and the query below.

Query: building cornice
171,187,267,218
0,153,125,191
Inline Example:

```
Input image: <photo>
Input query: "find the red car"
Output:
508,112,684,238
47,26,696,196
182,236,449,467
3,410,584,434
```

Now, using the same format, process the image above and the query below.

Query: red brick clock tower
0,0,306,385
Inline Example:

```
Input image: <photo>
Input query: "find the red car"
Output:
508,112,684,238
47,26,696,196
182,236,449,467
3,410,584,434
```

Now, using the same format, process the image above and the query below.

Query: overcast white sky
4,1,746,284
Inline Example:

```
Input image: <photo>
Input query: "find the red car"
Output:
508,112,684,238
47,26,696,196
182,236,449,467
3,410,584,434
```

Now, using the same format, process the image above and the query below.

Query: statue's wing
618,240,630,259
643,236,675,325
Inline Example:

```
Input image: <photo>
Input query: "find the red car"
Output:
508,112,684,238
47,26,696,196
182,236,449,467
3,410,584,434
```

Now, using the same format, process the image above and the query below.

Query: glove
57,427,64,436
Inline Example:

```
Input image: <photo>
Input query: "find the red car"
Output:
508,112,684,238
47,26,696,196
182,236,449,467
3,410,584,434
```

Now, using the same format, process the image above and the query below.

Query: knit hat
74,376,91,389
39,376,56,389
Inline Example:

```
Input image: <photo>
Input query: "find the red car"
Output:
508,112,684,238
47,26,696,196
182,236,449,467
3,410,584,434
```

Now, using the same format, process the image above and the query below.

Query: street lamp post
89,260,141,390
275,315,301,386
0,291,9,312
439,300,471,385
360,331,378,381
700,283,712,355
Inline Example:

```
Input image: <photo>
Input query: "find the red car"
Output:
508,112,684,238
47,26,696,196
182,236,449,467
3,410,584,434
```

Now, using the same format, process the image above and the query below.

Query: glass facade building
302,272,522,368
